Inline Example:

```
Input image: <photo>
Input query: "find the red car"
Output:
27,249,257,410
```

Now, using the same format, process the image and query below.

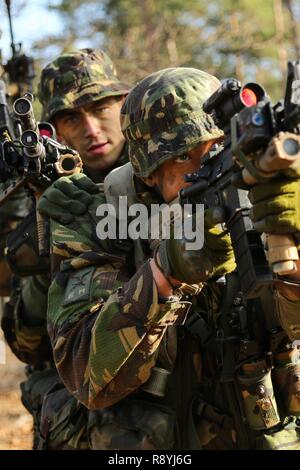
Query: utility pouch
237,359,280,431
141,367,171,398
273,348,300,416
6,209,50,276
255,419,300,450
39,382,88,450
88,397,176,450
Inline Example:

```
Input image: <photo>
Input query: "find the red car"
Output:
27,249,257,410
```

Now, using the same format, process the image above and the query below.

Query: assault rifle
0,93,83,254
0,0,35,157
0,93,83,201
181,66,300,443
180,61,300,299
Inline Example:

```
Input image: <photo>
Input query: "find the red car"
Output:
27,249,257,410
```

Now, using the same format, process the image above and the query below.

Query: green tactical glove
158,209,236,284
37,173,99,224
249,178,300,234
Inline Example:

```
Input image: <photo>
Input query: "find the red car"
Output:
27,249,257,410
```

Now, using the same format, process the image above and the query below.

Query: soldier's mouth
87,142,109,155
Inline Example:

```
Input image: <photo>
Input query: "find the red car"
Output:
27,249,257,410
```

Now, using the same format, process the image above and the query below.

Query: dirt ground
0,337,32,450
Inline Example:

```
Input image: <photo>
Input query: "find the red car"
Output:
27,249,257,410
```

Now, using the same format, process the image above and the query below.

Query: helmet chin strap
153,184,182,206
152,184,165,204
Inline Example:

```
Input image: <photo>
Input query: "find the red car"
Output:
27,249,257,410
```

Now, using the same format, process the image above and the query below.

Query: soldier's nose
83,114,101,138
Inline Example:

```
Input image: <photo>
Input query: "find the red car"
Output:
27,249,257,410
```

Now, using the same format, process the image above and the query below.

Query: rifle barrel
13,96,37,131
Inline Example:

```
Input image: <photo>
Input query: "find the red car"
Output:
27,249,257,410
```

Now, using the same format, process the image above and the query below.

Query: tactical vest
104,163,300,450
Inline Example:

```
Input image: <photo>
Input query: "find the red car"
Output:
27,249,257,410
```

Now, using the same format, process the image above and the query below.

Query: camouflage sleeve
48,190,116,275
47,218,190,408
1,274,52,366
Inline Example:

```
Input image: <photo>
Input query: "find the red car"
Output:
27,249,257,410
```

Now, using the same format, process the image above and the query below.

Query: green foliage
36,0,300,101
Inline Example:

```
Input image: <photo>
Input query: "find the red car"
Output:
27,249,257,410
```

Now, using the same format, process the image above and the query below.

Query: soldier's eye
174,154,191,163
94,105,109,115
63,114,79,125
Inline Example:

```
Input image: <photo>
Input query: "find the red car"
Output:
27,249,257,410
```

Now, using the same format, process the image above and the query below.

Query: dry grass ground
0,338,32,450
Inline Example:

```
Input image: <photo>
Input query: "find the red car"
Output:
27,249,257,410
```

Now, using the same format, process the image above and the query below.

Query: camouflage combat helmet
121,67,224,177
39,48,129,121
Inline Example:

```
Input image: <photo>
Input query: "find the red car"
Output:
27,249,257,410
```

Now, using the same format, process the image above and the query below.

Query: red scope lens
241,88,257,107
39,129,53,138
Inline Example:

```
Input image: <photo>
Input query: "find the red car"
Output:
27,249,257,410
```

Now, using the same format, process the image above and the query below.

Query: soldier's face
143,140,218,203
54,96,125,172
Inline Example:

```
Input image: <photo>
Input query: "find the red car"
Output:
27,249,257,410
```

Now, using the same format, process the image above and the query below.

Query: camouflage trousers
21,369,178,450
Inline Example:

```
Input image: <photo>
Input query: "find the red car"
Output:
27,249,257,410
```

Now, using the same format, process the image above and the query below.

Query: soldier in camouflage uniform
1,48,129,449
38,67,300,449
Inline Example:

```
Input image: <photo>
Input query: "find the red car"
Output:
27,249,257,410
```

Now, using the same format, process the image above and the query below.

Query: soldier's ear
140,174,157,188
54,129,67,145
52,116,67,144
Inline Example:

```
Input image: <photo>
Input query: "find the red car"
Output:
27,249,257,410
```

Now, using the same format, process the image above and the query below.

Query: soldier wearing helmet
39,67,300,449
1,48,130,449
39,48,129,179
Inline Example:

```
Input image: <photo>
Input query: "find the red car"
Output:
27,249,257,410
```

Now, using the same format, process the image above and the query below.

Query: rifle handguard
242,132,300,276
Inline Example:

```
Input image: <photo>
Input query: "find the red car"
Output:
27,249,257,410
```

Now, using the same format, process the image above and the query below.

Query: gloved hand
37,173,99,224
158,209,236,284
249,178,300,234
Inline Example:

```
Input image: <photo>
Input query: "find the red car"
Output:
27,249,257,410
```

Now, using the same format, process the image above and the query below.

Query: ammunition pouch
6,209,50,277
273,349,300,416
194,357,300,449
21,368,60,449
88,397,176,450
39,378,88,450
237,360,280,431
1,287,52,366
255,419,300,450
274,289,300,341
21,367,88,450
187,297,300,449
195,395,300,450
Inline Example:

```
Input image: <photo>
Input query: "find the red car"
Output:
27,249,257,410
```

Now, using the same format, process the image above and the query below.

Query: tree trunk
273,0,288,75
230,13,245,82
283,0,300,58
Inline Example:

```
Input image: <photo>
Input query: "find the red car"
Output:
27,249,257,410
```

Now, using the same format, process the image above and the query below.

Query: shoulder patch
63,266,95,306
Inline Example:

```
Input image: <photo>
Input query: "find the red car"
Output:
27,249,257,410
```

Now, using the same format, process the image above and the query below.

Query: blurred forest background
0,0,300,449
1,0,300,113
